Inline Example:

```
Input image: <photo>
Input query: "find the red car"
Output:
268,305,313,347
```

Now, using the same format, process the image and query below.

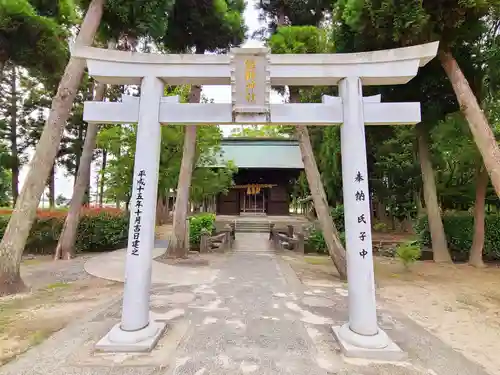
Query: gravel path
20,254,95,291
20,235,169,292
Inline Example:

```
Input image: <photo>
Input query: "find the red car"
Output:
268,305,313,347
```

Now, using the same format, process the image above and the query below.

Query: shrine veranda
74,42,439,359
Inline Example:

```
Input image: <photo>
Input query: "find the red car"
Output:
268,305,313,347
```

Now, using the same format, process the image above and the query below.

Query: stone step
235,222,270,226
236,225,270,229
236,228,270,233
235,222,270,233
236,224,270,228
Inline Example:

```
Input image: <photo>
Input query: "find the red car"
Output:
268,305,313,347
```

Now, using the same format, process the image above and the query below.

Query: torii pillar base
332,324,406,361
95,321,167,353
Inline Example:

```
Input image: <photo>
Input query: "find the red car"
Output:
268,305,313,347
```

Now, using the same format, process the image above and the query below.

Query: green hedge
0,212,129,255
189,213,216,249
415,213,500,261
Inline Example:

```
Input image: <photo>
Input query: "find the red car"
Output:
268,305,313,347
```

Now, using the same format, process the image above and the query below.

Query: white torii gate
74,42,438,359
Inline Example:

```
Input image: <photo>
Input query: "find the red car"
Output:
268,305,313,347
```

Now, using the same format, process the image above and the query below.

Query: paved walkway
1,233,491,375
165,233,326,374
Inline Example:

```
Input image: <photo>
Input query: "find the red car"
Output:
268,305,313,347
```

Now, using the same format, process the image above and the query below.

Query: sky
19,0,284,203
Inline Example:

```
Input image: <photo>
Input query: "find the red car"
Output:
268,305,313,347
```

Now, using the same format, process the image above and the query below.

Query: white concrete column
332,80,405,360
339,76,379,337
96,76,166,352
121,76,164,331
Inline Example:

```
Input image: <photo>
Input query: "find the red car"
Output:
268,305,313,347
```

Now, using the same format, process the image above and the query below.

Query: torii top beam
71,42,439,86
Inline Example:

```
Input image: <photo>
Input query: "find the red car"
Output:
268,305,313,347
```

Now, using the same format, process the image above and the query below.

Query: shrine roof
213,137,304,169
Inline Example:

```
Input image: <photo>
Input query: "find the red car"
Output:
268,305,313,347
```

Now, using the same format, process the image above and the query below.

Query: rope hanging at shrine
246,184,261,195
233,183,277,194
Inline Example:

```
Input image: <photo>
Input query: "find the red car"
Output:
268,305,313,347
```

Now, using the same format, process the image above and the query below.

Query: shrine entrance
76,41,439,359
239,184,273,214
242,187,265,214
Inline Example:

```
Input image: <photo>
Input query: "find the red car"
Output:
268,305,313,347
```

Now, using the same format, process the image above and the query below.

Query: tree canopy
79,0,175,45
163,0,246,53
0,0,77,80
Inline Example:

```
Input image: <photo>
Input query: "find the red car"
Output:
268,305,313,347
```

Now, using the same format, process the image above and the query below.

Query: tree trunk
439,49,500,197
47,166,55,208
469,160,488,268
0,0,105,295
278,7,286,25
156,192,171,226
9,65,19,205
164,85,201,259
165,128,198,257
55,82,106,260
0,59,5,80
83,183,90,205
74,123,85,184
290,89,347,279
415,191,424,216
388,207,396,230
416,123,451,263
165,190,171,221
99,149,107,207
156,196,164,225
375,200,387,223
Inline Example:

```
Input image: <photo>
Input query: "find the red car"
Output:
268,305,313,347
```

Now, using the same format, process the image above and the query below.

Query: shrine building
213,137,303,216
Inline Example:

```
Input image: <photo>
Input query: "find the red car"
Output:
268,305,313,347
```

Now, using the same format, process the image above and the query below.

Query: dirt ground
0,276,121,366
155,224,172,240
282,253,500,375
0,224,174,366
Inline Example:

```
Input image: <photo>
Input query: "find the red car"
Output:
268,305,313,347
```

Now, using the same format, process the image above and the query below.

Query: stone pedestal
332,324,405,361
96,322,167,353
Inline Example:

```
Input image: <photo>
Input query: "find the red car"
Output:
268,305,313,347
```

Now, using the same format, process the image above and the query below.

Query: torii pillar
93,80,175,352
333,78,405,360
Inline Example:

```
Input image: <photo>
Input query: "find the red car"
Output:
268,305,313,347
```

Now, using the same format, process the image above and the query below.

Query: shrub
330,205,345,232
305,227,327,254
395,240,421,270
0,206,123,218
0,208,129,255
415,213,500,261
373,221,389,232
75,212,129,252
189,213,216,249
304,225,346,254
305,206,344,254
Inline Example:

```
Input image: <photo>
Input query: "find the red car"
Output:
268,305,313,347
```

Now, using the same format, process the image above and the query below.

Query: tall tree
332,11,486,261
255,0,332,37
162,0,246,259
0,138,12,206
0,63,22,205
261,4,347,278
6,64,18,204
55,0,176,259
54,81,106,260
333,0,500,197
97,124,135,208
0,0,176,295
0,0,105,295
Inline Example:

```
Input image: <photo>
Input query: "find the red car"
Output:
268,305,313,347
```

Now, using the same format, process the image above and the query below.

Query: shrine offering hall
213,138,303,216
